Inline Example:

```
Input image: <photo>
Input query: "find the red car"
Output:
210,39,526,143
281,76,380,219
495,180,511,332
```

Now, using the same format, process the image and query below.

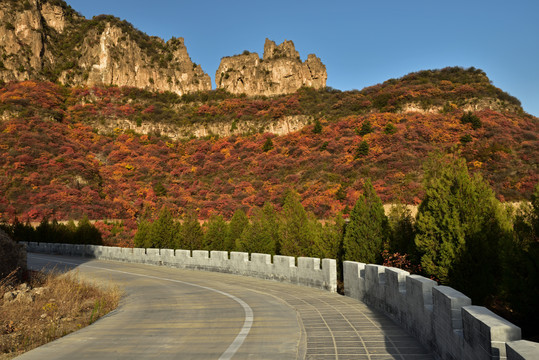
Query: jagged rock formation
0,0,211,94
216,39,327,96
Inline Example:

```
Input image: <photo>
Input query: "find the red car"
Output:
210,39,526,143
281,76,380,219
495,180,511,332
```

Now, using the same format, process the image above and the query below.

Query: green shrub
313,119,322,134
384,122,396,134
460,134,473,143
262,137,274,152
319,141,329,151
355,141,369,157
460,112,482,129
358,120,373,136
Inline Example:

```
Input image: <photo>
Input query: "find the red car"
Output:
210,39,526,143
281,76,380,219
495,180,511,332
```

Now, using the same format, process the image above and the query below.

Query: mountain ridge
0,0,327,97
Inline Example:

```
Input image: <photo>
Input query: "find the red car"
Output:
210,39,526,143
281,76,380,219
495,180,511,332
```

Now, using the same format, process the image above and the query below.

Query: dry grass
0,270,121,359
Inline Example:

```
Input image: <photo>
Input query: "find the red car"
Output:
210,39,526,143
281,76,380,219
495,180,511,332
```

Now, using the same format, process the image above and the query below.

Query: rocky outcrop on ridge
216,38,327,96
0,0,211,94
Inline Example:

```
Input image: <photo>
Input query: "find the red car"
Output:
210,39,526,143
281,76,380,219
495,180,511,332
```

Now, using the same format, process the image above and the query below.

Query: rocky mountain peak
216,38,327,96
0,1,329,97
263,38,300,60
0,0,211,95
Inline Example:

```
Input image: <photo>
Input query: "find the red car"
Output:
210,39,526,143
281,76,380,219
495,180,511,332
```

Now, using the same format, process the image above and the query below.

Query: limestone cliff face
0,0,46,82
61,26,211,94
90,115,313,141
0,0,211,95
398,98,522,115
216,39,327,96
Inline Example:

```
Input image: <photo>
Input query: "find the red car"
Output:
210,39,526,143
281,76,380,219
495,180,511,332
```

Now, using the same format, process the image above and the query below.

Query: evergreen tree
36,218,53,243
261,202,280,254
460,111,482,129
134,219,151,248
358,120,373,136
237,206,276,255
384,122,397,134
148,207,175,248
179,213,204,250
502,183,539,334
75,215,102,245
262,137,274,152
172,221,183,249
66,220,77,237
313,119,322,134
314,213,345,261
387,204,416,256
227,209,249,251
56,221,74,244
343,179,387,263
203,215,229,251
278,191,318,257
415,154,510,303
12,218,36,243
355,141,369,158
530,182,539,238
336,184,347,200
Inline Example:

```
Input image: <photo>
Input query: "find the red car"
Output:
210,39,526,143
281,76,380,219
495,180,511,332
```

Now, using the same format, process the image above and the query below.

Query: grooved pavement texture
22,253,433,360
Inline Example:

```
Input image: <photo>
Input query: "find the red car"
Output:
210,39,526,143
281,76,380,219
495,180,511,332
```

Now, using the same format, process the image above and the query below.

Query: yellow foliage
472,160,483,168
42,302,58,313
3,124,16,133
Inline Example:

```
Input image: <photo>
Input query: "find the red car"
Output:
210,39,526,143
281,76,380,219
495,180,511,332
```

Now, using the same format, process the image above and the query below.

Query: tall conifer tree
343,179,387,263
148,207,175,248
134,219,151,248
203,215,229,251
179,212,204,250
278,191,318,257
237,206,276,255
415,154,510,302
228,209,249,252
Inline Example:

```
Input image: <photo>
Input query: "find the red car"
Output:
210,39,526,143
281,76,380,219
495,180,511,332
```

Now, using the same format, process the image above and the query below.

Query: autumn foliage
0,67,537,226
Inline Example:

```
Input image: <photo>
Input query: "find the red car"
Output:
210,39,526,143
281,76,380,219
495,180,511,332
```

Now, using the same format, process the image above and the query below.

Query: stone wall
22,242,336,292
343,261,538,360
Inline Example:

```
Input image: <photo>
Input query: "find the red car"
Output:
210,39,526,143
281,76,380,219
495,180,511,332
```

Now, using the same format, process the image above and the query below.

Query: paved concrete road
19,253,433,360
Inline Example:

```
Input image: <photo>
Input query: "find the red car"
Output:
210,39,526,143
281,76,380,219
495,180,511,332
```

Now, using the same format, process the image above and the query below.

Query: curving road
19,253,433,360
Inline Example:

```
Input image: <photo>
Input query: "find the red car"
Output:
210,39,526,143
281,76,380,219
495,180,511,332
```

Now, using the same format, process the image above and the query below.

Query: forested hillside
0,67,537,222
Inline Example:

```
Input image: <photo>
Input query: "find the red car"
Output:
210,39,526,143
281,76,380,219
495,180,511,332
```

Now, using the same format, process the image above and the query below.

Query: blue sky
64,0,539,116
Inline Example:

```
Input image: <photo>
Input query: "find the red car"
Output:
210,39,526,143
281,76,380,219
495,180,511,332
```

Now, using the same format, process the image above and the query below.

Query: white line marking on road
29,254,253,360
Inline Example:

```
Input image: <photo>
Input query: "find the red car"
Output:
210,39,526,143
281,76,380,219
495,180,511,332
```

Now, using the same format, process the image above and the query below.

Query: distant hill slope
0,67,537,221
